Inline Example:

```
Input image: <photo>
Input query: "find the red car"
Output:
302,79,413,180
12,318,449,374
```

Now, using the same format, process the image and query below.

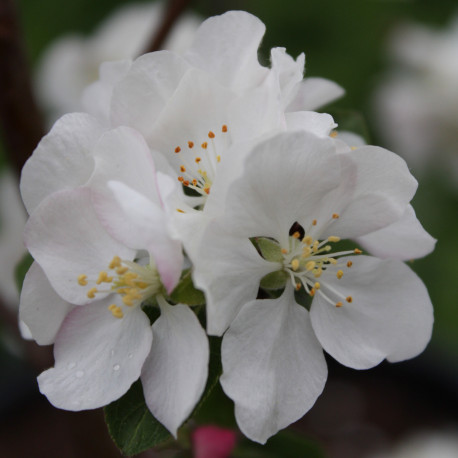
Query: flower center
281,215,361,307
175,124,229,200
77,255,161,318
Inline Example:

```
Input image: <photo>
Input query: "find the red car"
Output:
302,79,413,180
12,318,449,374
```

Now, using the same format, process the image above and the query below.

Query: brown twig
143,0,194,54
0,0,46,177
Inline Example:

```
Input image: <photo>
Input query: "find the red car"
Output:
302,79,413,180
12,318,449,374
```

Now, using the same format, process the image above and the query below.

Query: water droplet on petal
113,364,120,371
67,362,76,369
76,370,84,378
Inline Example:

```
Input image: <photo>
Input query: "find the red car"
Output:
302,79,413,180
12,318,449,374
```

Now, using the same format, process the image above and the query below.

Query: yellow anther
122,296,134,306
96,271,113,284
335,301,343,308
295,282,302,291
180,165,186,172
305,261,316,271
324,245,332,252
204,186,210,195
208,131,215,139
178,176,184,182
291,259,300,271
347,261,353,268
329,258,338,265
115,266,128,275
312,241,319,252
328,236,340,243
354,248,362,254
201,142,208,149
217,155,221,162
136,282,149,289
109,256,122,269
195,157,202,163
346,296,353,303
188,141,194,148
175,146,181,153
292,231,301,239
87,287,97,299
303,235,313,246
330,131,338,138
281,248,288,254
192,179,198,186
332,213,340,219
312,219,317,226
177,208,185,213
310,288,315,297
336,270,344,279
222,125,228,133
314,268,323,278
183,180,190,186
77,274,88,286
109,305,124,319
314,282,321,290
302,247,311,258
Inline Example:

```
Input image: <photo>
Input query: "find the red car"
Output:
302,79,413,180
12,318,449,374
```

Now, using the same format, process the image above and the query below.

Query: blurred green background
0,0,457,456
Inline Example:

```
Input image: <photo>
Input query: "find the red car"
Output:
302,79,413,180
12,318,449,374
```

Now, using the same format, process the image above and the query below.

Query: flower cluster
20,11,435,444
374,15,458,182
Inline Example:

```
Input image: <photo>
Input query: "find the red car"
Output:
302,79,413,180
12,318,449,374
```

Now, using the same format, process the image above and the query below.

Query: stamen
201,142,208,149
347,261,353,267
109,256,122,269
346,296,353,303
303,235,313,246
180,165,186,172
208,131,215,139
354,249,362,254
305,261,316,271
312,219,317,226
195,157,201,163
291,259,300,271
188,141,194,148
87,287,97,299
296,282,302,291
222,125,228,132
96,271,113,284
335,301,343,308
328,236,340,242
77,274,87,286
314,282,321,290
336,270,344,279
175,147,181,153
292,231,301,239
332,213,340,219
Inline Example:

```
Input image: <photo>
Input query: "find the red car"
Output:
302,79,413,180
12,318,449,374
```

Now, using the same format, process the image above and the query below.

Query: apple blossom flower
89,11,343,259
373,15,458,181
36,2,201,122
20,125,208,436
192,130,435,443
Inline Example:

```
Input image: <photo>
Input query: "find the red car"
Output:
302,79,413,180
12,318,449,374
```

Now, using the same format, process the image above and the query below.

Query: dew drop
76,370,84,378
67,362,76,370
113,364,120,371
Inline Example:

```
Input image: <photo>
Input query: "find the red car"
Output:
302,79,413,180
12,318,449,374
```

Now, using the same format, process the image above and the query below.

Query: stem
0,0,46,177
143,0,194,53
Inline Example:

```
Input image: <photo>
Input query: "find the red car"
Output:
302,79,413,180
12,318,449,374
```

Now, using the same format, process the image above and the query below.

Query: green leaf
233,429,325,458
104,381,172,456
253,237,283,263
169,269,205,306
14,252,33,293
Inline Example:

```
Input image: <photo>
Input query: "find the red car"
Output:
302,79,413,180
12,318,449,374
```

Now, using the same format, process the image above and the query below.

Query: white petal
0,169,27,306
89,125,160,209
310,256,433,369
184,11,268,91
321,145,418,239
110,51,190,139
285,111,337,137
222,131,340,246
193,220,278,336
356,205,436,260
287,77,344,111
20,113,106,214
24,187,134,305
82,60,132,123
270,47,305,108
38,300,152,410
221,286,327,444
19,262,73,345
101,182,183,293
141,300,208,436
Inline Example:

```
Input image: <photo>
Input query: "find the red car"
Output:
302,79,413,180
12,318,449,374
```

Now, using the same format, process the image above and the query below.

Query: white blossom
192,131,434,443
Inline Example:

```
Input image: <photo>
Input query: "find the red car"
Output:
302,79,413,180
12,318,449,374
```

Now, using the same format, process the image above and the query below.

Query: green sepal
104,381,172,456
169,269,205,306
253,237,283,263
260,270,288,290
14,252,33,293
